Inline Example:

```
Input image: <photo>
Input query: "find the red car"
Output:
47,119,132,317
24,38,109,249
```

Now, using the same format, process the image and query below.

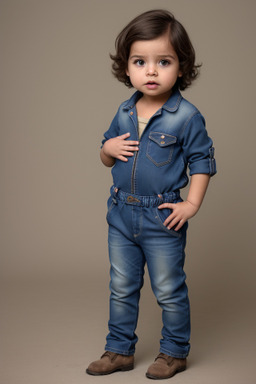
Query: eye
159,60,170,67
134,59,145,67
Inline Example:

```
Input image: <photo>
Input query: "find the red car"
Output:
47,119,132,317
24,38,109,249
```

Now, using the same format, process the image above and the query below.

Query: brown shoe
86,351,134,376
146,353,186,380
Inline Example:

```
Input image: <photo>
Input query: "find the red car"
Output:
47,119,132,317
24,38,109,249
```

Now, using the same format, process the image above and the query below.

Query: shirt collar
122,88,182,113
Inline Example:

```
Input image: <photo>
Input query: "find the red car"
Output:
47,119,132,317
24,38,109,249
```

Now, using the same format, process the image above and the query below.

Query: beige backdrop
1,1,256,383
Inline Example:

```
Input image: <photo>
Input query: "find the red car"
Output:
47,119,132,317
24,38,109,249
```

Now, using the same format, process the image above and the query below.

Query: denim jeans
105,187,190,359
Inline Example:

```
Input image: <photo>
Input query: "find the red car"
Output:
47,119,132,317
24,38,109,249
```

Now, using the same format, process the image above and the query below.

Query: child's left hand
158,201,200,231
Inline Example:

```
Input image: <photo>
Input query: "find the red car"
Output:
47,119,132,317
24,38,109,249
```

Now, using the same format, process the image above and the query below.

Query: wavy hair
110,9,201,91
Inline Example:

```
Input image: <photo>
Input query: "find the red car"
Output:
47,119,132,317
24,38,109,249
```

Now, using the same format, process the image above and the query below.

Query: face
126,33,182,102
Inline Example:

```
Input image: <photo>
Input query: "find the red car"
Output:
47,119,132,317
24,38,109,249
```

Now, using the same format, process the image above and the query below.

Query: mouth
145,81,159,89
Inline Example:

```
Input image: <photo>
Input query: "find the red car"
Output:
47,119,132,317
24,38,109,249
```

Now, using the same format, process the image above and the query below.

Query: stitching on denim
146,152,174,167
115,190,180,207
146,138,175,167
129,109,139,194
163,93,182,112
149,132,177,146
132,206,143,238
133,152,138,193
179,111,200,142
122,91,142,110
123,91,182,113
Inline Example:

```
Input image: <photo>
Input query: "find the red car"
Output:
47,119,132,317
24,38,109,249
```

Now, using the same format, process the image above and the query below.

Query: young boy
86,9,216,380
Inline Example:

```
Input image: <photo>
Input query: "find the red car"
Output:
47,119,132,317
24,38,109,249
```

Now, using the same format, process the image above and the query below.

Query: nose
146,65,157,76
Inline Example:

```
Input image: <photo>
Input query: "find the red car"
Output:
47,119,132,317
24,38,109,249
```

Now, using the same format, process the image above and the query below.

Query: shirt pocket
146,132,177,167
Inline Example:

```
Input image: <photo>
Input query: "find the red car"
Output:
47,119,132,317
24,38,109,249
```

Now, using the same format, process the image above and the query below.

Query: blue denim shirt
102,89,216,196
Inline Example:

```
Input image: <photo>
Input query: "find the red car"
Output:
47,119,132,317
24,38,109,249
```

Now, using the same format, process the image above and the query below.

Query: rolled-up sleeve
182,113,217,176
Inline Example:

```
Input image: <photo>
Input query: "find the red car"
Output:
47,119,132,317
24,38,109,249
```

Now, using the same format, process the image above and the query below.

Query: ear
178,70,182,78
126,68,130,77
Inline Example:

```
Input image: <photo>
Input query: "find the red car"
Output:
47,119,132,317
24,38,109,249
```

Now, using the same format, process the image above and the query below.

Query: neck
141,91,171,108
136,92,171,119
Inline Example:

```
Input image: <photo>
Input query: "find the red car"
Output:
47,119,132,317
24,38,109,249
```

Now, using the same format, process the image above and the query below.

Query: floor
1,276,255,384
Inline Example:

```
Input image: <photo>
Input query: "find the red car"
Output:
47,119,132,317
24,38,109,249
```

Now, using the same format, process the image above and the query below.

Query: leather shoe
86,351,134,376
146,353,186,379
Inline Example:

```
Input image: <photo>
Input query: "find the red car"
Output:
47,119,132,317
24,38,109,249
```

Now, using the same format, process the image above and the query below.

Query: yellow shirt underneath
137,116,149,138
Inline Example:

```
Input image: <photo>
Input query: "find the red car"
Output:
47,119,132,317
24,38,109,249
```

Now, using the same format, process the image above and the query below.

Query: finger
118,132,130,139
167,214,186,229
124,141,140,146
167,217,180,229
121,151,135,157
117,155,128,162
165,210,182,227
163,216,173,227
158,203,175,210
163,210,178,226
172,219,186,231
124,145,139,151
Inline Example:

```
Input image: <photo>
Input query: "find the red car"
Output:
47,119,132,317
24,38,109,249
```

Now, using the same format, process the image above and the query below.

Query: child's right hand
103,132,139,162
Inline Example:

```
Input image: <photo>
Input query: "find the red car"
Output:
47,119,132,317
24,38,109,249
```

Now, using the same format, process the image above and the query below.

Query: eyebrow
129,54,176,60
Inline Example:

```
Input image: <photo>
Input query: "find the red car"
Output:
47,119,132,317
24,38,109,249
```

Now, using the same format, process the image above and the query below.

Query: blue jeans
105,187,190,359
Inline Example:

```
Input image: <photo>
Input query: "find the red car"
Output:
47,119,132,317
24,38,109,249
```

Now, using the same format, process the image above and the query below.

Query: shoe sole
146,366,186,380
86,364,134,376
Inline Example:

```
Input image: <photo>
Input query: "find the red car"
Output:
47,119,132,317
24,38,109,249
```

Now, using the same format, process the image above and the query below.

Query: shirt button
161,141,165,144
130,111,133,115
161,135,165,139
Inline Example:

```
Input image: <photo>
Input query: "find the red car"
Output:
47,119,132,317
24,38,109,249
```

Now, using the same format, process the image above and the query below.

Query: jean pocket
146,132,177,167
154,206,182,238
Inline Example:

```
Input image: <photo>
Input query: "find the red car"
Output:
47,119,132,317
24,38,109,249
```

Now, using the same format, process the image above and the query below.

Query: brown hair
110,9,201,91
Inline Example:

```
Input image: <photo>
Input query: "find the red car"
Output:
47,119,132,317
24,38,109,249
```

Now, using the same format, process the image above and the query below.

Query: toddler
86,9,216,380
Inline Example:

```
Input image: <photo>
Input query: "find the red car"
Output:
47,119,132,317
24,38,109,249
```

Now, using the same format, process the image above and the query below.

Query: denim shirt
102,89,216,196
